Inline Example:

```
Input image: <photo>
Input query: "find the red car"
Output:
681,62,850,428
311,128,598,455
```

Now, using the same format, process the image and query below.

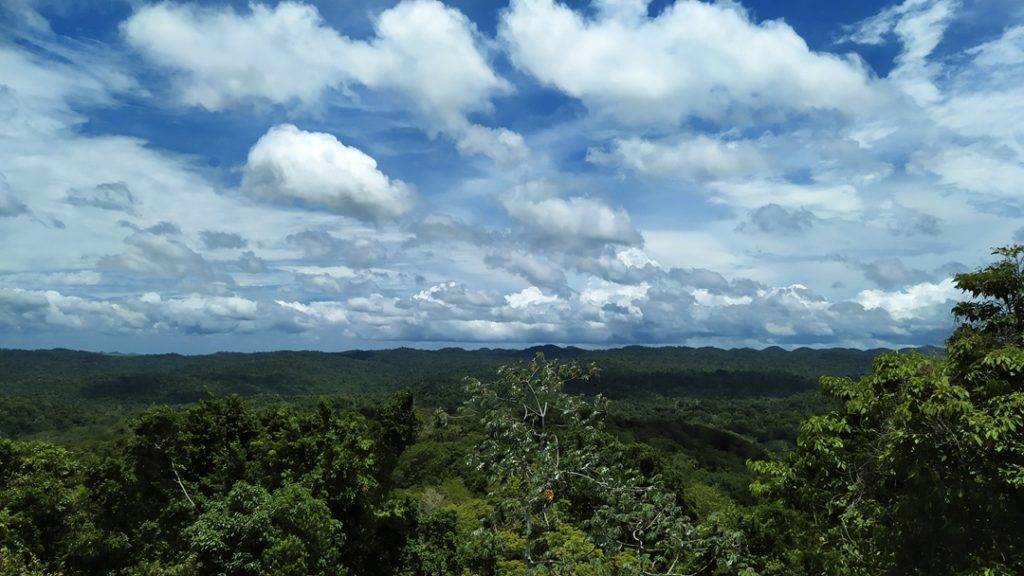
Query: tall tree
456,355,747,575
751,245,1024,575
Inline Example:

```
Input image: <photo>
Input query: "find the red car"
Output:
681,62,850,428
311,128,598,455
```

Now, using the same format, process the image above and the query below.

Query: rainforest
3,0,1024,573
2,248,1023,575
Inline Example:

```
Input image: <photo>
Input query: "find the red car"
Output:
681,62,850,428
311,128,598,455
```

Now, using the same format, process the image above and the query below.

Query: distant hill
0,345,941,405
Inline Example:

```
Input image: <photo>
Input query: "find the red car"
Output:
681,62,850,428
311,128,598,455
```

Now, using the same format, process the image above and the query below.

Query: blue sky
0,0,1022,353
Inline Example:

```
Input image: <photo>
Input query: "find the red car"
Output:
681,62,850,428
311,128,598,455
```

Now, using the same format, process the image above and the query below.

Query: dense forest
1,247,1023,575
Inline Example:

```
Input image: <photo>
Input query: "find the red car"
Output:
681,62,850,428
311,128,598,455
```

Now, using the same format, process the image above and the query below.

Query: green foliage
6,297,1011,575
0,439,88,573
751,245,1024,575
0,395,415,575
454,355,749,575
0,345,885,408
952,245,1024,341
185,482,345,576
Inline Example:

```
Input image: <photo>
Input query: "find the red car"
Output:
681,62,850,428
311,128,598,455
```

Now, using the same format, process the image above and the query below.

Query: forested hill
0,345,941,404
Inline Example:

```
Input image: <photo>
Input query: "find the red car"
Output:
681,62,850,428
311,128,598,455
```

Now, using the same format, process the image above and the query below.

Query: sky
0,0,1022,353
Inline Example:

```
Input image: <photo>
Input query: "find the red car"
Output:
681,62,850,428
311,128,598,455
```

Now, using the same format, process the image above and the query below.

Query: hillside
0,345,930,404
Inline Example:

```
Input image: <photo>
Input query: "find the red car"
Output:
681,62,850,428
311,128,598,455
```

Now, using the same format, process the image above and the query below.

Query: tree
185,482,346,576
952,244,1024,343
455,355,746,575
0,439,91,574
751,245,1024,575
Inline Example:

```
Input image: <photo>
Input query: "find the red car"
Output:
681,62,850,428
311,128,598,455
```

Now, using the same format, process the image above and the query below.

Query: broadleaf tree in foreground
751,245,1024,575
455,355,749,575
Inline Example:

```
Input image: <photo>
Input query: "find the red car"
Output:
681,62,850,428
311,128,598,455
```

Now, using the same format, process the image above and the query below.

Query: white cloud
453,124,531,165
3,0,1016,351
242,124,414,222
337,0,509,127
888,0,958,104
99,227,216,280
414,282,502,310
276,299,349,327
0,288,147,331
580,279,649,317
142,293,262,334
707,180,861,215
505,286,560,309
500,0,880,125
844,0,959,105
0,288,267,335
503,183,642,249
123,0,521,160
411,213,491,245
856,278,958,320
691,289,753,307
588,135,770,181
122,2,343,110
0,41,135,139
922,144,1024,197
616,247,660,270
283,229,388,268
485,250,567,289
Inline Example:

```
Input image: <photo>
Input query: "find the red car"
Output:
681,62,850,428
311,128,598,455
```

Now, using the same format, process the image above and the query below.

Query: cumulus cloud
845,2,1024,210
587,135,770,181
859,257,931,290
200,230,247,250
0,288,282,336
408,214,491,245
122,2,345,109
873,203,942,237
922,144,1024,198
485,250,568,289
0,288,148,332
856,278,958,320
139,292,263,334
897,215,945,240
414,282,503,311
99,227,216,280
500,0,881,125
579,278,649,319
505,286,561,309
275,299,349,329
284,229,387,269
503,182,642,250
0,265,961,347
2,0,1016,351
242,124,414,222
741,204,816,235
237,250,268,274
452,124,531,165
560,246,660,285
122,0,522,161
